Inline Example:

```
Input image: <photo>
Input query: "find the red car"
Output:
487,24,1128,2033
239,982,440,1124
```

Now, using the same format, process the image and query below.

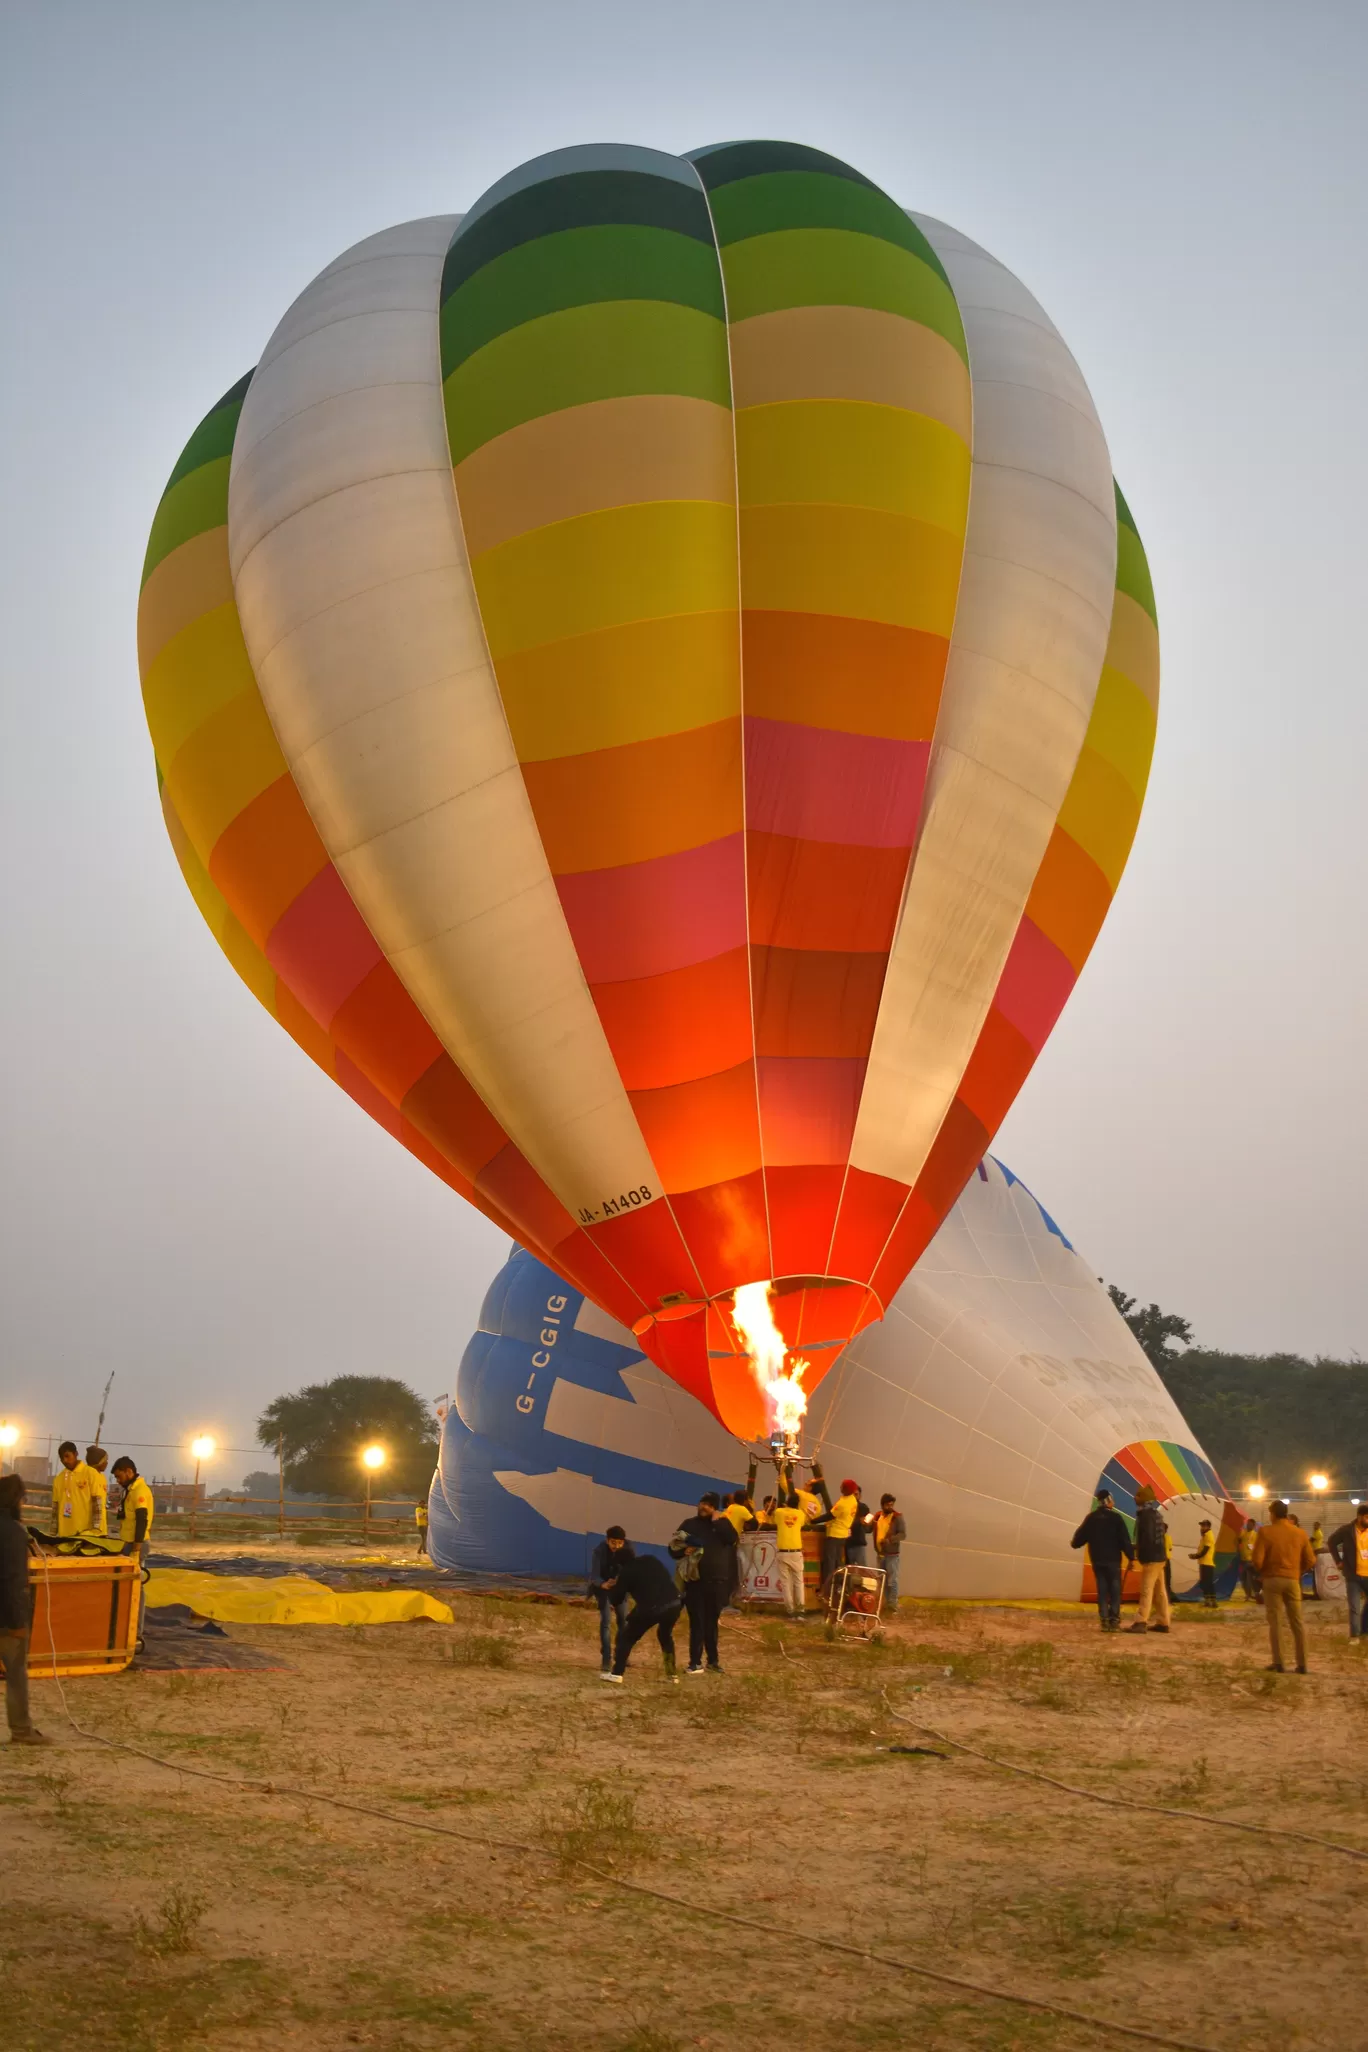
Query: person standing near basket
1189,1520,1219,1609
874,1494,906,1613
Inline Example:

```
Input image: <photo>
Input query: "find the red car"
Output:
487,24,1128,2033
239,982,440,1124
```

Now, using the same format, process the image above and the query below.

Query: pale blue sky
2,1,1364,1485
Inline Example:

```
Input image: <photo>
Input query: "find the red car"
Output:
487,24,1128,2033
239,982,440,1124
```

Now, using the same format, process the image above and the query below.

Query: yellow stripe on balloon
1079,667,1157,807
142,603,259,777
161,688,288,865
728,304,971,434
738,503,963,633
734,401,970,530
471,500,739,659
1055,750,1143,893
137,528,235,674
1104,593,1160,713
495,611,741,762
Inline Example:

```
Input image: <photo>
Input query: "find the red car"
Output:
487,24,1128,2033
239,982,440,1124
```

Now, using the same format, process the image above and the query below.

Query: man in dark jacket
669,1494,737,1674
1128,1485,1171,1633
1328,1503,1368,1643
588,1526,634,1674
599,1548,683,1682
1070,1490,1135,1631
0,1473,50,1745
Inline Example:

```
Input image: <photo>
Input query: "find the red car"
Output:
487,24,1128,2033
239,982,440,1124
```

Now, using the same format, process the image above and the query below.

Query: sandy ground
3,1557,1365,2052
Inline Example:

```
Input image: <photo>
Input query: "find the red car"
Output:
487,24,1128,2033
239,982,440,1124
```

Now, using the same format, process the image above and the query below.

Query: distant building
12,1455,51,1487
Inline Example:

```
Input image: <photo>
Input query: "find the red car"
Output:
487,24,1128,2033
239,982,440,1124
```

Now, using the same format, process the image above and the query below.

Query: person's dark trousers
0,1628,33,1736
613,1599,682,1674
1348,1573,1368,1640
1198,1564,1216,1606
594,1592,627,1669
820,1536,845,1599
1093,1562,1122,1628
683,1581,723,1668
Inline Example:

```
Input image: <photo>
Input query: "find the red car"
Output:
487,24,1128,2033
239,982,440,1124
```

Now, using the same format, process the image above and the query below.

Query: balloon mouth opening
632,1276,883,1443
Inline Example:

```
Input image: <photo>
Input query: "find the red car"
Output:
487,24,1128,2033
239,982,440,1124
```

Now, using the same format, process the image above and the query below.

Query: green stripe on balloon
441,168,715,301
142,376,252,586
690,139,883,193
1115,516,1157,625
719,227,966,359
706,169,942,270
442,299,730,466
439,223,725,375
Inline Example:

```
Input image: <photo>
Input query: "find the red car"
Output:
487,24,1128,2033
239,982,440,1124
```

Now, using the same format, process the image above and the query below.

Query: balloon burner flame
732,1281,808,1458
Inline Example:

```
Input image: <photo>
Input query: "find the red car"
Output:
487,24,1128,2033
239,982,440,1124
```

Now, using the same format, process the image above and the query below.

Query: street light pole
361,1445,386,1541
189,1436,215,1541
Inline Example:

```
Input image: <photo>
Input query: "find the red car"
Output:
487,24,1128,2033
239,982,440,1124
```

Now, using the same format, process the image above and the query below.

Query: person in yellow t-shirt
415,1500,429,1555
771,1468,808,1617
111,1459,155,1550
1163,1525,1173,1602
85,1447,109,1536
821,1475,859,1602
1188,1520,1218,1608
50,1443,96,1540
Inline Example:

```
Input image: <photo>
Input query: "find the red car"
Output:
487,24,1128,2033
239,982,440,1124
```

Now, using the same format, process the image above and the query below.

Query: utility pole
93,1371,115,1449
277,1435,285,1537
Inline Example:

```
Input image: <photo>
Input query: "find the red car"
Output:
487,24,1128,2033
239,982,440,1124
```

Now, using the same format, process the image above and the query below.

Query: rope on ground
880,1689,1368,1864
40,1699,1215,2052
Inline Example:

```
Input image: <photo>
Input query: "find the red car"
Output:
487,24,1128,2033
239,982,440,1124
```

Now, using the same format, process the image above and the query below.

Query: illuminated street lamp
189,1434,216,1540
361,1443,386,1537
1308,1473,1329,1494
0,1422,18,1476
1246,1481,1266,1503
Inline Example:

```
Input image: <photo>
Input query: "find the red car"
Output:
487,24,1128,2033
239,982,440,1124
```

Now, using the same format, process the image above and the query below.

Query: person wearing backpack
668,1494,737,1673
1127,1485,1171,1633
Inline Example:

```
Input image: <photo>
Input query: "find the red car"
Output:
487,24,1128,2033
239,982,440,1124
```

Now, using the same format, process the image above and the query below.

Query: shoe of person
686,1664,705,1675
10,1729,52,1746
708,1664,723,1674
599,1665,611,1676
1295,1665,1308,1674
1265,1663,1285,1672
1149,1624,1170,1633
1127,1621,1148,1633
600,1671,624,1685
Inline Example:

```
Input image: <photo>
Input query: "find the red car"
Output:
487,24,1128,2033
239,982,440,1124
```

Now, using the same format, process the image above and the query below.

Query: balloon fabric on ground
139,141,1158,1439
430,1159,1234,1599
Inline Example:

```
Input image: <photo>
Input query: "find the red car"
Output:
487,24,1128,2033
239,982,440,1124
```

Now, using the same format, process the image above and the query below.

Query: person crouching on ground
1328,1502,1368,1644
1128,1486,1171,1634
874,1495,906,1613
0,1473,50,1746
1071,1489,1135,1632
1252,1499,1316,1673
669,1494,737,1674
599,1546,683,1683
589,1525,634,1674
1190,1520,1219,1608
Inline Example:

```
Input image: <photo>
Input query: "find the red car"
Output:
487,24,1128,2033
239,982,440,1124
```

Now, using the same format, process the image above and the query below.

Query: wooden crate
27,1552,141,1678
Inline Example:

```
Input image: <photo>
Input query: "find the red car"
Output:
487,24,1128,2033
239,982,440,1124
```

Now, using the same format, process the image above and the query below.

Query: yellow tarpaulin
146,1569,454,1628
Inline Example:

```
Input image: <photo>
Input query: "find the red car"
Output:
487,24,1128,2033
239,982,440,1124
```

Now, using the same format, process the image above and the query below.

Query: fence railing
162,1493,425,1543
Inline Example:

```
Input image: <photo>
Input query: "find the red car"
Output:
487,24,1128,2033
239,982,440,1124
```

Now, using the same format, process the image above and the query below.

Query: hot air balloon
138,140,1158,1444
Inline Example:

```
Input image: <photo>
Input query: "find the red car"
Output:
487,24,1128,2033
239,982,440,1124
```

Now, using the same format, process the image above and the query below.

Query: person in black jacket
598,1548,683,1682
588,1526,634,1674
0,1473,50,1746
669,1494,737,1674
1128,1485,1171,1633
1070,1490,1136,1631
1328,1503,1368,1642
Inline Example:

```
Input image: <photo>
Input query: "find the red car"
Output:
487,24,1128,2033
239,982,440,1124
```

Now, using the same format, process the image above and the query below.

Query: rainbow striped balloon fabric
138,141,1158,1438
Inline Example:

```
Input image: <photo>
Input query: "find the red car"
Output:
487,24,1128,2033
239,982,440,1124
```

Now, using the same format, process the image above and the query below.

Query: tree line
1106,1284,1366,1489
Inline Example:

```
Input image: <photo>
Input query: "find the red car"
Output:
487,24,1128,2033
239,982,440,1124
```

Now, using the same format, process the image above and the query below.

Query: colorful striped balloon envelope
138,141,1159,1442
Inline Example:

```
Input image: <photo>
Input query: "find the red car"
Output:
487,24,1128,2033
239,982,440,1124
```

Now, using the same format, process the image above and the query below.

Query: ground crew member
1071,1489,1135,1632
772,1466,808,1617
85,1447,109,1535
1163,1524,1173,1600
51,1442,96,1540
599,1547,683,1682
0,1473,49,1746
669,1494,737,1673
1128,1485,1171,1633
1327,1501,1368,1644
1252,1499,1315,1672
111,1458,154,1549
874,1494,906,1610
1238,1518,1260,1602
1308,1518,1325,1597
820,1471,859,1601
415,1499,429,1555
1190,1520,1219,1607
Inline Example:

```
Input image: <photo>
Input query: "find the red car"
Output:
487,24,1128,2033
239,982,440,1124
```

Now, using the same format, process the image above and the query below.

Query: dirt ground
3,1556,1365,2052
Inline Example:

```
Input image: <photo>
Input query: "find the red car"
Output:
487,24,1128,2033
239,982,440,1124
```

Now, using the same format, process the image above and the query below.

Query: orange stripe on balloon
629,1062,762,1194
207,773,329,950
590,947,752,1092
741,610,946,739
747,833,911,952
520,717,742,874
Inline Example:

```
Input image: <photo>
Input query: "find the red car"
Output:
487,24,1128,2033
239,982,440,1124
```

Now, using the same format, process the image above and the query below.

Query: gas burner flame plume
732,1281,809,1451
